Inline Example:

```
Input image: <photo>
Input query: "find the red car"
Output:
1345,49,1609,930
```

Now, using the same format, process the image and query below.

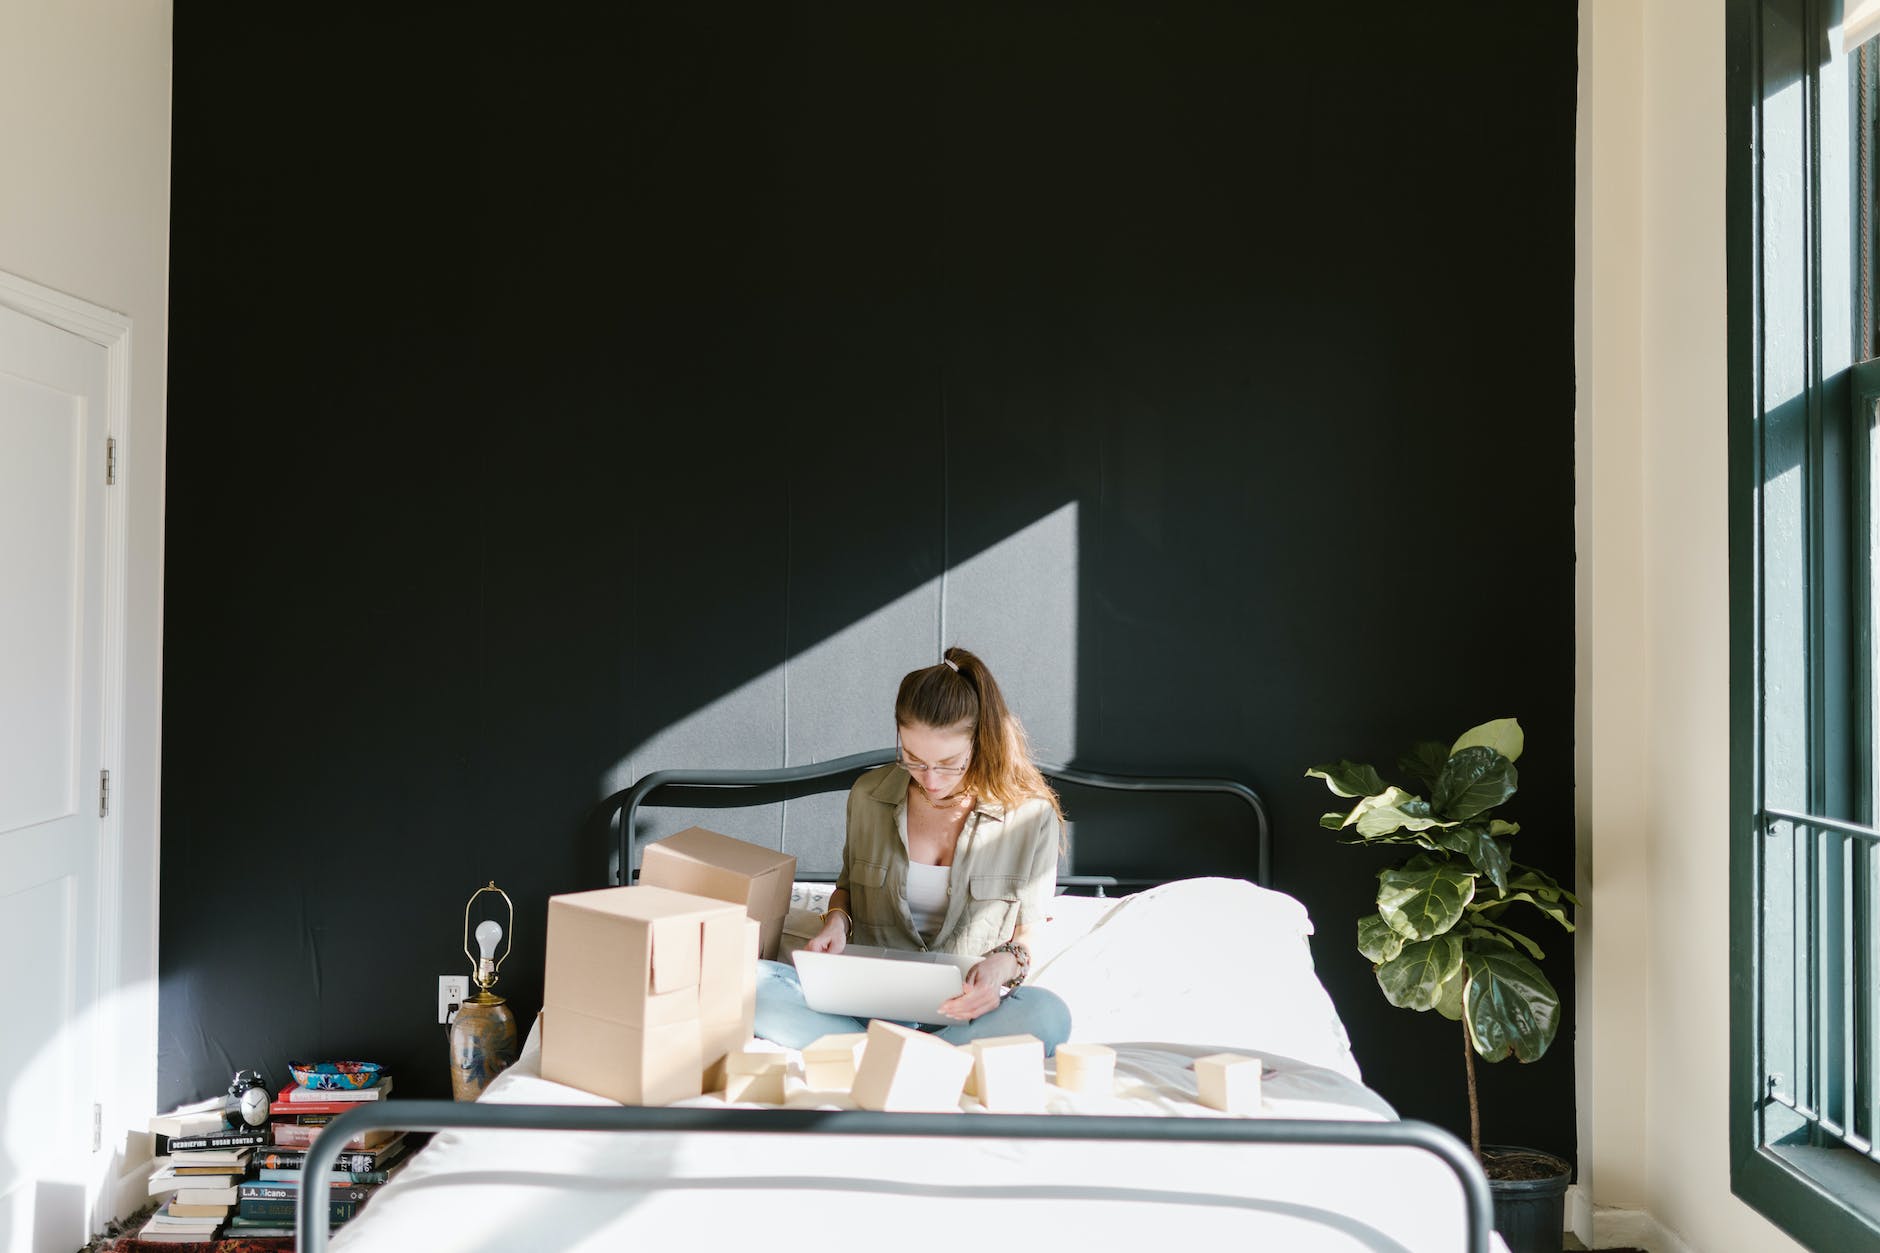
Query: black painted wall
163,2,1580,1161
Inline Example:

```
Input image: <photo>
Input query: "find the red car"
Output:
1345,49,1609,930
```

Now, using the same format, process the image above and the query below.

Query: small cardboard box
851,1021,971,1112
542,885,749,1105
723,1045,788,1104
1194,1052,1263,1115
1052,1043,1116,1095
963,1035,1046,1112
639,827,798,961
802,1032,868,1092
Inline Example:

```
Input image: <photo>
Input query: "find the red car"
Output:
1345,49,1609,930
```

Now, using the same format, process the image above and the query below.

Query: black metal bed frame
600,747,1273,889
296,754,1492,1252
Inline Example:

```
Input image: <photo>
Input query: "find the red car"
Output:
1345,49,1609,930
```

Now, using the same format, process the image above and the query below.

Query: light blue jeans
754,959,1072,1055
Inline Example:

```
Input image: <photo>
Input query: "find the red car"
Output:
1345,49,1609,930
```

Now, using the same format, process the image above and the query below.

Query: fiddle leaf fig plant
1308,717,1579,1157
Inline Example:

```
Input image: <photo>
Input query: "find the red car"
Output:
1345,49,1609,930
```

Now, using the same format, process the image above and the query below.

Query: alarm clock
224,1068,270,1130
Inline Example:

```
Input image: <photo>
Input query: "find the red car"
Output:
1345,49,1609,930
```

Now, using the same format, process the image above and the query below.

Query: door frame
0,268,142,1228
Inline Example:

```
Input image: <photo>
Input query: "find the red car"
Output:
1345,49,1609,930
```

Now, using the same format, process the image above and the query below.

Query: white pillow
1030,876,1363,1081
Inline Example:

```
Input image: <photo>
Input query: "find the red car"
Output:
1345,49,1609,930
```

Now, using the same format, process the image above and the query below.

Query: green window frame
1730,0,1880,1247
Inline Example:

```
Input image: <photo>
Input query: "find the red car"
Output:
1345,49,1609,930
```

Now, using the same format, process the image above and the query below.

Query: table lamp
448,880,518,1100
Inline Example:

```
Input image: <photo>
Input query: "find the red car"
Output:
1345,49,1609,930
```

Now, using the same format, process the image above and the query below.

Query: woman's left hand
939,952,1017,1022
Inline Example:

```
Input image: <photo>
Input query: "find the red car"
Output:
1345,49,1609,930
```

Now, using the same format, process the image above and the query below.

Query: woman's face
898,721,975,802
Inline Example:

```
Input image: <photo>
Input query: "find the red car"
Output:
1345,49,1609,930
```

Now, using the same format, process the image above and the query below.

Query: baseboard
1591,1205,1697,1253
1566,1183,1594,1245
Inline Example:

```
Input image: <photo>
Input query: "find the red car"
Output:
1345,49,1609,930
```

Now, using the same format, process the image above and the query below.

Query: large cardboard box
542,885,750,1105
639,827,797,960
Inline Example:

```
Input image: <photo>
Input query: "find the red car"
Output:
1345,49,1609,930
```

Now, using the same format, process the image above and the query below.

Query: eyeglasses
896,751,970,779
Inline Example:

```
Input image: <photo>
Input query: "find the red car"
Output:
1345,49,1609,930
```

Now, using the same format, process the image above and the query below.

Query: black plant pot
1482,1145,1572,1253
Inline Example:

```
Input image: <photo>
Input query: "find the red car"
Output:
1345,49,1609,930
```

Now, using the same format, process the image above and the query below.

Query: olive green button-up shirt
836,763,1061,957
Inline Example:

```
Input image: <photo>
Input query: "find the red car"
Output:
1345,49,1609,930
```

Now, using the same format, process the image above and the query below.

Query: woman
754,646,1073,1054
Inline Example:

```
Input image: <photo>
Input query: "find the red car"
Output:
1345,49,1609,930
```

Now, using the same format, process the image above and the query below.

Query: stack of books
141,1103,267,1244
225,1076,405,1238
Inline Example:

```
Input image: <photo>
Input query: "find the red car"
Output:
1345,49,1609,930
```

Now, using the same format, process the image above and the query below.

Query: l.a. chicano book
239,1180,378,1203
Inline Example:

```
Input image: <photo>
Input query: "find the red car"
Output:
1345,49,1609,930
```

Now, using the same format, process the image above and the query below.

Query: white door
0,299,110,1253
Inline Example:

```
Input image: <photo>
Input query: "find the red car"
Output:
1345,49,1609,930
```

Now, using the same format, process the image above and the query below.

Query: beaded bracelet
986,940,1031,990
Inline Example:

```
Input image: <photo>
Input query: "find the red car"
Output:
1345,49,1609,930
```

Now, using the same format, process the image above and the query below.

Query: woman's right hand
803,920,848,954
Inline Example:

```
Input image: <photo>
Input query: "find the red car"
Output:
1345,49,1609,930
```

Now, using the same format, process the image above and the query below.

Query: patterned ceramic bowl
288,1060,385,1090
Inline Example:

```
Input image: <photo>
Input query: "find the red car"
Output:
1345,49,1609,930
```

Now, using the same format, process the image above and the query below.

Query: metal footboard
297,1100,1491,1252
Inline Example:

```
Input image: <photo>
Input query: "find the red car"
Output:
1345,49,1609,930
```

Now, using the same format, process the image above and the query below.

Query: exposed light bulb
475,918,503,962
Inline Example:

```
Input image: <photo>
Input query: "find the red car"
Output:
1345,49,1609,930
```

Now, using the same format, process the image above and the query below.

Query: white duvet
330,879,1504,1253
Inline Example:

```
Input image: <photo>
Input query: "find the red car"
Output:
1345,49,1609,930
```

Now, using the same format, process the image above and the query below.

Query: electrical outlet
438,974,469,1025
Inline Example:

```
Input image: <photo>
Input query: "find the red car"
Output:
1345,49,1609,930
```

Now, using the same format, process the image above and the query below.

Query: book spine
250,1147,392,1171
237,1198,361,1221
257,1168,391,1184
165,1130,267,1151
240,1183,375,1202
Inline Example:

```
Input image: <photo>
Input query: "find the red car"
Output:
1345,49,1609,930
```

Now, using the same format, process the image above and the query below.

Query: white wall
0,0,172,1226
1578,1,1805,1249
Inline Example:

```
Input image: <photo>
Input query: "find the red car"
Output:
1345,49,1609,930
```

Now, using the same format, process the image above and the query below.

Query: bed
302,751,1500,1252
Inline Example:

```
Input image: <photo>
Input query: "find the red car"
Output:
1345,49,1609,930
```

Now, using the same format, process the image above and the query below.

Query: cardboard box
1194,1052,1263,1115
1052,1043,1115,1095
851,1021,971,1112
699,917,762,1090
964,1035,1046,1112
542,885,749,1105
723,1046,788,1104
540,1005,702,1107
802,1032,868,1092
639,827,797,961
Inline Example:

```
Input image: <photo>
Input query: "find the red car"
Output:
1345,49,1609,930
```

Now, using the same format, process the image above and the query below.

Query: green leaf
1321,810,1351,830
1487,819,1521,837
1464,948,1560,1062
1470,918,1545,960
1450,717,1524,763
1377,860,1476,940
1358,914,1406,963
1398,741,1452,792
1376,936,1464,1011
1488,890,1575,932
1305,761,1388,799
1429,824,1512,892
1354,789,1457,838
1433,967,1467,1020
1431,746,1519,821
1507,866,1581,907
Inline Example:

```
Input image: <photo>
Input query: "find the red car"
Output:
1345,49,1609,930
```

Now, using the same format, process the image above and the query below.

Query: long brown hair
894,646,1065,820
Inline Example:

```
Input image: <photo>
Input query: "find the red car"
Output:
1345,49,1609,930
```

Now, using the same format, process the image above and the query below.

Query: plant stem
1463,1019,1481,1160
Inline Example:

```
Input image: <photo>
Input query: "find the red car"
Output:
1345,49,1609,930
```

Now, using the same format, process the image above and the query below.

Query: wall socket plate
438,974,469,1025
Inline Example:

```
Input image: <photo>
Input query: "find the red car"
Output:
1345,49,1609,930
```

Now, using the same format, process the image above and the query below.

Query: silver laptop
791,946,978,1027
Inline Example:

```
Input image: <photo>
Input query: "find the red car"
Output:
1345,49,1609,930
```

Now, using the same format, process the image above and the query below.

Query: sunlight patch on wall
604,503,1080,872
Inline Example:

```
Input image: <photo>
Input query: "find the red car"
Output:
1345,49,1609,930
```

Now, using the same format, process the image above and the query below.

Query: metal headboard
595,748,1271,890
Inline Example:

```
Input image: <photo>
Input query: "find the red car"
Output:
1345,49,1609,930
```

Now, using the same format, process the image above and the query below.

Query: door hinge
106,437,116,486
99,769,110,818
92,1103,102,1152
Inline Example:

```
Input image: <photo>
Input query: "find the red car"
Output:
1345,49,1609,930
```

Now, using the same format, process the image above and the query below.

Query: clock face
239,1086,269,1126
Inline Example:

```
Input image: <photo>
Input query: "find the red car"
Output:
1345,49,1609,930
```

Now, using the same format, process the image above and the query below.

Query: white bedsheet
330,1025,1505,1253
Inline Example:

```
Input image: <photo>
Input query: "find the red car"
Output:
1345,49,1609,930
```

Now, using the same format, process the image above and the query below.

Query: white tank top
904,860,951,942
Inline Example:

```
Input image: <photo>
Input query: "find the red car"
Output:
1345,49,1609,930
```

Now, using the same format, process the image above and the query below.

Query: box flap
648,915,702,994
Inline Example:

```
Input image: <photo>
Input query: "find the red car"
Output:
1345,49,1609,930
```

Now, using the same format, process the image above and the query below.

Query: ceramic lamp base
448,997,517,1101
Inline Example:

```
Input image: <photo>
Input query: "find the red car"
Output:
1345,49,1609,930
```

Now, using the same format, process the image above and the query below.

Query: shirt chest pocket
849,860,894,925
964,874,1025,943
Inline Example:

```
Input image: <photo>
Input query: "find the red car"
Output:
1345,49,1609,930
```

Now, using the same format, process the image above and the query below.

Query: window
1731,1,1880,1246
